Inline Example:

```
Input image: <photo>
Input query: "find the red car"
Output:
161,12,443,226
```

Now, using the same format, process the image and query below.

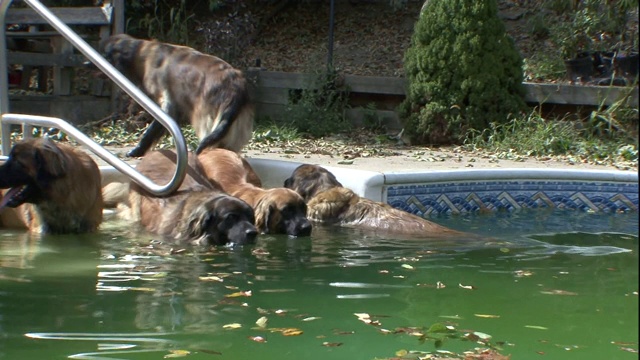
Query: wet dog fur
284,164,472,239
197,148,312,237
128,150,258,246
0,138,103,234
103,34,254,157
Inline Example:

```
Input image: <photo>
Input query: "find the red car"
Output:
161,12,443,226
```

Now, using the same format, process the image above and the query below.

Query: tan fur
104,34,254,155
284,164,474,239
102,181,130,208
197,148,311,236
0,138,103,233
128,150,257,246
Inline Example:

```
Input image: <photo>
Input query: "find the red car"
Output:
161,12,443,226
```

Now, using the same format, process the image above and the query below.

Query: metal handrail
0,0,187,196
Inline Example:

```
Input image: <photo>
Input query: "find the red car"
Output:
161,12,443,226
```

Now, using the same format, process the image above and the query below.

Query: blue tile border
386,176,638,216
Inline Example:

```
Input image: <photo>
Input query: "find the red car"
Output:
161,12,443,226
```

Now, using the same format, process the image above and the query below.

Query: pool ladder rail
0,0,187,196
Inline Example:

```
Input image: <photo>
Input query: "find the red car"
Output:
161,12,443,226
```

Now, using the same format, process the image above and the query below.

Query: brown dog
103,34,254,157
197,148,312,237
0,137,103,233
128,150,258,246
283,164,472,239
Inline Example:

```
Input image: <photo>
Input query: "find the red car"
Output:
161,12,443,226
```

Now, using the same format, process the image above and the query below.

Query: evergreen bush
399,0,526,145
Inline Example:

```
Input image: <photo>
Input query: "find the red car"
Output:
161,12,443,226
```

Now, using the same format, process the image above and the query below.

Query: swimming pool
1,161,638,359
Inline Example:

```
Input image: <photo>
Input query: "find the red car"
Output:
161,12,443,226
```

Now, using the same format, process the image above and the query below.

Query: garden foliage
399,0,526,145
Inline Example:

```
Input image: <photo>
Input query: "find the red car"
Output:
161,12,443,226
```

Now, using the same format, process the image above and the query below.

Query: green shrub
281,71,351,138
399,0,526,146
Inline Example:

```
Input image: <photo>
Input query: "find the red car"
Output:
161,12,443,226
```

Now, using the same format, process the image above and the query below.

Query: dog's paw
126,147,145,158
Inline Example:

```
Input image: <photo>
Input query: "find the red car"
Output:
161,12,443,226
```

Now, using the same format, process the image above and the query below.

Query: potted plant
552,19,594,83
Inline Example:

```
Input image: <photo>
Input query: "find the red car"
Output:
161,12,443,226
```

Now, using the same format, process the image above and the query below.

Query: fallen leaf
474,314,500,318
248,336,266,343
540,289,578,296
514,270,534,277
164,350,190,358
256,316,268,328
225,290,252,298
223,323,242,329
281,328,303,336
322,342,343,347
436,281,446,289
199,276,224,282
459,283,476,290
525,325,548,330
401,264,414,270
302,317,321,321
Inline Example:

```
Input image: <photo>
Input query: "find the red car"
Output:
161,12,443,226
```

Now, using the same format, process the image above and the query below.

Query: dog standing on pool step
103,34,254,157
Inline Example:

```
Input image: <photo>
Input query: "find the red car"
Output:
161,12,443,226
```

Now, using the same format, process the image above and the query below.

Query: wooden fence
247,69,639,131
6,0,124,124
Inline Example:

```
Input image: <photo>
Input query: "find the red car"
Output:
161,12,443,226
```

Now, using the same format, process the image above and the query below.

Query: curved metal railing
0,0,187,196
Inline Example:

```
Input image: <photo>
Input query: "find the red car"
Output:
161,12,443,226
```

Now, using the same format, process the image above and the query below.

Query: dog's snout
295,220,312,237
245,227,258,244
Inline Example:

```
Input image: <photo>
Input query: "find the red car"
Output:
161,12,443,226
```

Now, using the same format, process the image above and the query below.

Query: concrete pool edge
100,159,639,214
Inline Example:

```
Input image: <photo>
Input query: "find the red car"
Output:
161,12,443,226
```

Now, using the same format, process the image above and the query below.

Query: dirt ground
95,143,635,173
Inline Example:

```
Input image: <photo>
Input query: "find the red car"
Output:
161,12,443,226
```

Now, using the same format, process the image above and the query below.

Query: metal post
327,0,335,72
0,0,13,156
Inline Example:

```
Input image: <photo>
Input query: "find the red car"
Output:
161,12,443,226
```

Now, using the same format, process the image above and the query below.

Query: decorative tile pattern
387,180,638,216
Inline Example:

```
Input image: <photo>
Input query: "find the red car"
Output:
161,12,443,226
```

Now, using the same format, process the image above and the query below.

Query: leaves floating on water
302,316,321,322
436,281,446,289
401,264,414,270
248,335,266,343
459,283,476,290
322,341,343,347
513,270,534,277
525,325,548,330
225,290,252,298
256,316,268,328
223,323,242,329
540,289,578,296
474,314,501,318
199,275,224,282
281,328,304,336
164,350,190,358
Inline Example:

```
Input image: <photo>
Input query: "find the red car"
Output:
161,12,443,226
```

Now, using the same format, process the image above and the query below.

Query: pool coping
100,158,639,214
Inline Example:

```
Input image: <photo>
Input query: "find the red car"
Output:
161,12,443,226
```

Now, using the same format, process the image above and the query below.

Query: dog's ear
283,176,294,189
177,204,212,242
34,138,67,178
253,198,273,234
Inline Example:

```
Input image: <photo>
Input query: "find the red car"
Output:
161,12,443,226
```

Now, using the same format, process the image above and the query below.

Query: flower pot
564,52,594,83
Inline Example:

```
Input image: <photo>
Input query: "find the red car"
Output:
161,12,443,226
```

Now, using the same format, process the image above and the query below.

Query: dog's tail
195,96,254,154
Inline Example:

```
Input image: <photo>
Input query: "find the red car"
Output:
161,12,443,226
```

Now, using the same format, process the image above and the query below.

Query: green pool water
0,209,637,359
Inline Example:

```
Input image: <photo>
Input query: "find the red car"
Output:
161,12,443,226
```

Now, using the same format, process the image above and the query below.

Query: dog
197,148,312,237
0,137,103,234
127,149,258,246
103,34,254,157
283,164,473,239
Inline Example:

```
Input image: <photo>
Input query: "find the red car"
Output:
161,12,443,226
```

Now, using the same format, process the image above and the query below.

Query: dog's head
283,164,343,202
254,188,312,237
102,34,144,80
0,138,67,209
185,194,258,246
